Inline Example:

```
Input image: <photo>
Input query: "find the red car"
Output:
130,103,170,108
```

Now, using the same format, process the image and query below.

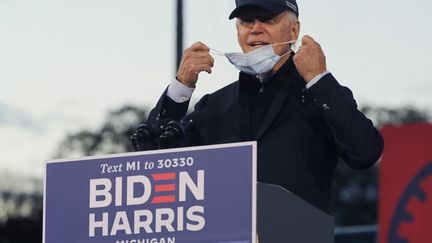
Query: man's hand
293,35,327,83
176,42,215,87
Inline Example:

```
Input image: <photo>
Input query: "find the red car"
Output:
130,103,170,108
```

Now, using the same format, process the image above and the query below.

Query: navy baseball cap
229,0,299,19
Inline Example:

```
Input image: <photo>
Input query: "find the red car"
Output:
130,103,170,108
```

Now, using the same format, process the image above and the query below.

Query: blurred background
1,0,431,242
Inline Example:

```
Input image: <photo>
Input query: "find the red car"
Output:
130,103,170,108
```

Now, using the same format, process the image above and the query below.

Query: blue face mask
212,41,296,76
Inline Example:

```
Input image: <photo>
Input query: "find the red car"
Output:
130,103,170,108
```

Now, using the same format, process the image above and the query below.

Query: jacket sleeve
146,88,210,148
146,87,190,125
308,73,384,169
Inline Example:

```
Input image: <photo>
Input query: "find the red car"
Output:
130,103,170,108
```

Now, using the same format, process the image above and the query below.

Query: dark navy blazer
147,56,384,213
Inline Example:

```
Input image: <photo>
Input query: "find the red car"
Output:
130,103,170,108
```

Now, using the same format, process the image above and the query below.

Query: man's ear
292,20,300,40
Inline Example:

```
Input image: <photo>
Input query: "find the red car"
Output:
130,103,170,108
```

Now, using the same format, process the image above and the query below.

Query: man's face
236,7,300,55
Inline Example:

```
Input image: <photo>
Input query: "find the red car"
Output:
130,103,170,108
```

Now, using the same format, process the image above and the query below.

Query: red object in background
379,124,432,243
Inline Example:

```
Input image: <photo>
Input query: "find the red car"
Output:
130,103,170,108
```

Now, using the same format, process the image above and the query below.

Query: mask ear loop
209,48,225,56
272,40,299,57
210,39,299,57
279,50,293,58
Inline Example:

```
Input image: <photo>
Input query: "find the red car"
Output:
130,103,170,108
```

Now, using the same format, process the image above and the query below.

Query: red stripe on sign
155,184,176,192
152,173,176,181
151,195,176,204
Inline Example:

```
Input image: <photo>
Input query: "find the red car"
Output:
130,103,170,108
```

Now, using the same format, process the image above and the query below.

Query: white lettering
155,208,175,233
126,161,140,171
110,211,132,235
134,210,153,234
127,175,152,205
179,170,204,202
89,212,108,237
176,207,184,231
90,178,112,208
186,206,205,231
115,177,122,206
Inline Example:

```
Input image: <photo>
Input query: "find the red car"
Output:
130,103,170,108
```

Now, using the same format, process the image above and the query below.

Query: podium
44,142,334,243
257,183,334,243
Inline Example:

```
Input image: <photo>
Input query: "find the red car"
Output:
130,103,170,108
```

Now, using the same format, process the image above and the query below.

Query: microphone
159,117,196,149
130,119,170,151
130,124,157,151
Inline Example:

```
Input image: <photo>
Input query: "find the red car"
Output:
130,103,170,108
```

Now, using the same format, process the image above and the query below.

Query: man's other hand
176,42,215,87
293,35,327,83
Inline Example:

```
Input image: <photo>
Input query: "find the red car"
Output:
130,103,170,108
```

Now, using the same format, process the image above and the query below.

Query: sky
1,0,432,178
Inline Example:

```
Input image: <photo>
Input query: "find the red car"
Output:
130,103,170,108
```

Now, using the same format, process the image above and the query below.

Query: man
144,0,384,213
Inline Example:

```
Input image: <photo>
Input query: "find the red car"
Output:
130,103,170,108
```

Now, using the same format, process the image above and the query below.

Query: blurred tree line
0,104,430,242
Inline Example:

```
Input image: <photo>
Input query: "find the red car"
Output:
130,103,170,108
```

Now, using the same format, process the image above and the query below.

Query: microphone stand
130,119,170,151
159,118,194,149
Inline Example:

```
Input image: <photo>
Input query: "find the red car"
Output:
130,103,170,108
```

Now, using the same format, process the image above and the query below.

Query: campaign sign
379,124,432,243
44,142,257,243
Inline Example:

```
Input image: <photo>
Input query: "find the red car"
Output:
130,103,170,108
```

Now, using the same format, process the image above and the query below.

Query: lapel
236,74,254,141
256,57,298,140
234,55,300,141
255,85,291,140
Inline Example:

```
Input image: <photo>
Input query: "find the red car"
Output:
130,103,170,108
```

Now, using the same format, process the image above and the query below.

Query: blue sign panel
44,142,257,243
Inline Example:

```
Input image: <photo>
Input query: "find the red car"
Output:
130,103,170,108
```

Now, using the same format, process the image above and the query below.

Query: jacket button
321,104,331,111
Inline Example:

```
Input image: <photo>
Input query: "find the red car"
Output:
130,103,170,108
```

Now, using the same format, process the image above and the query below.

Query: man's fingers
188,41,210,52
294,35,327,82
301,35,316,46
209,55,215,67
203,55,214,67
188,54,214,70
176,41,214,86
190,63,213,74
181,51,214,74
194,52,215,66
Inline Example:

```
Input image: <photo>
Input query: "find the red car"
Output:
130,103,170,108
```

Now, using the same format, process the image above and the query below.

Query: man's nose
250,20,264,34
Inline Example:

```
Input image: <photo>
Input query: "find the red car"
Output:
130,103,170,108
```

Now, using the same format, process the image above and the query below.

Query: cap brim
228,4,284,19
